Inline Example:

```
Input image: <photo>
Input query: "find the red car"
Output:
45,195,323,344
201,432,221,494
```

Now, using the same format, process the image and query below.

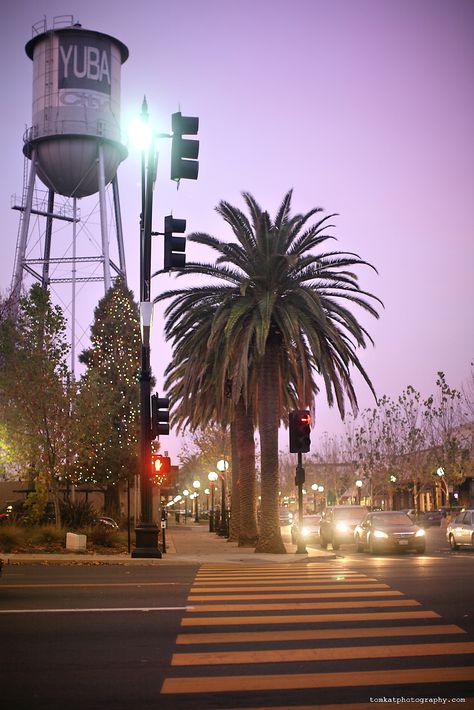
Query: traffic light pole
132,97,161,559
296,452,307,554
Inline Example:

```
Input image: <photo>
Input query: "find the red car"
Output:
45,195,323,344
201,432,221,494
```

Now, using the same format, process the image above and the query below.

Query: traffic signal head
171,111,199,181
151,394,170,437
164,215,186,271
289,409,311,453
151,453,172,486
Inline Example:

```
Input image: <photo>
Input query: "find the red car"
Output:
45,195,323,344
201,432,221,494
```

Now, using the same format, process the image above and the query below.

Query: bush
0,525,21,552
60,499,98,530
27,525,64,548
87,526,121,549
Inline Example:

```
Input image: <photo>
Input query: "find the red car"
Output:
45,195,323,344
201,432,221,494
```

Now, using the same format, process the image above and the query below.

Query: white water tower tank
23,21,129,198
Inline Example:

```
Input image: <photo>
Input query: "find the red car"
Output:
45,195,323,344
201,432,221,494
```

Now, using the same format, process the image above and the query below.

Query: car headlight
336,522,349,532
301,527,311,537
415,528,425,537
288,512,293,520
373,530,388,539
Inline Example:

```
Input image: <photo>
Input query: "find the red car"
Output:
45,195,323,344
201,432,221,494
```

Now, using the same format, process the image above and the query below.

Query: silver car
447,509,474,550
291,514,321,545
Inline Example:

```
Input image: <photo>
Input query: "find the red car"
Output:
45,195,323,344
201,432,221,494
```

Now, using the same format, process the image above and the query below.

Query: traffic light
151,453,172,486
151,394,170,437
164,215,186,271
289,409,311,453
170,111,199,181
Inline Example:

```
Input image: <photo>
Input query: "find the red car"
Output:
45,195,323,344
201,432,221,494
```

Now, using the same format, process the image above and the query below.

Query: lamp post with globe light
182,489,189,523
217,459,229,536
208,471,218,532
355,479,363,505
193,480,201,523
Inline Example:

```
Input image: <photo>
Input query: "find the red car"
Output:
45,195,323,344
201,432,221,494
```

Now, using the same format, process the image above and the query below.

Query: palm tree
162,291,259,546
156,190,381,553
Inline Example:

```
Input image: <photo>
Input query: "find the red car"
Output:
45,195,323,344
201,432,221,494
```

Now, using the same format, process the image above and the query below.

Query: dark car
416,510,443,528
354,511,426,554
319,505,367,550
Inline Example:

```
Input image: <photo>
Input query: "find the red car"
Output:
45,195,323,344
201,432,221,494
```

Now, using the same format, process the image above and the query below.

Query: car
319,505,367,550
279,509,294,526
354,511,426,554
447,509,474,550
290,514,321,544
97,516,119,529
417,510,443,528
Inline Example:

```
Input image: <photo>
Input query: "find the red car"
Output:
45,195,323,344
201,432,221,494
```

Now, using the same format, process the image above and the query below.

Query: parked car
290,514,321,544
319,505,367,550
354,511,425,554
97,516,119,529
416,510,443,528
447,509,474,550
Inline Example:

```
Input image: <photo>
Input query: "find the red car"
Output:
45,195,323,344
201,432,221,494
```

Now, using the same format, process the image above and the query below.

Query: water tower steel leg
12,150,37,308
71,196,77,377
41,189,55,288
112,175,127,282
97,143,111,292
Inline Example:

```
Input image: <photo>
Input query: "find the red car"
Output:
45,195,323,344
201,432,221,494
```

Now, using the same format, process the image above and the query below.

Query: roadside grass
0,524,129,554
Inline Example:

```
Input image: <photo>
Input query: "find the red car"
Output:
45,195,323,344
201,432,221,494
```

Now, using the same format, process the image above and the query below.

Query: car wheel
471,533,474,549
415,544,425,555
320,536,328,549
449,534,458,551
355,535,363,552
332,539,340,551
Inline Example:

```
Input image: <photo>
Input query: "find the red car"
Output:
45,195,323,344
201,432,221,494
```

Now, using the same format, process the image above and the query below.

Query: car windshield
334,508,365,520
372,514,412,526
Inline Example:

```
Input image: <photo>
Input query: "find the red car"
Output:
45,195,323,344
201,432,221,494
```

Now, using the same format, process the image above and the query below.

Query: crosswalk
160,563,474,708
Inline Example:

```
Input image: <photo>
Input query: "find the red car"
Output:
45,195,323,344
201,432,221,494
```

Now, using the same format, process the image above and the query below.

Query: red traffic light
151,454,171,485
289,409,311,453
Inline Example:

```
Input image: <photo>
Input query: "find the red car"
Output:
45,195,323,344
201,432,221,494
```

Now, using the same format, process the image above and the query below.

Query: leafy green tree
157,190,381,552
75,280,141,517
0,284,73,523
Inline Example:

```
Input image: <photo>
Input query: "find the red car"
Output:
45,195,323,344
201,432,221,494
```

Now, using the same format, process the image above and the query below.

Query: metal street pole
296,452,307,554
132,97,161,558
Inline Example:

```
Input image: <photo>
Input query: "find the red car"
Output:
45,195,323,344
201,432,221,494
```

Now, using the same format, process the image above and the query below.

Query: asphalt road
1,527,473,710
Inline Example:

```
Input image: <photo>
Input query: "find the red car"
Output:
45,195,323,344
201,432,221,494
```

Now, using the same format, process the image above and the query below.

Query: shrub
87,526,121,549
0,525,22,552
60,499,98,530
27,525,64,548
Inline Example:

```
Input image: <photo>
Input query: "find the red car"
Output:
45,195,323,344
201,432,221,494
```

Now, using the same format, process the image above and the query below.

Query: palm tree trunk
234,397,258,547
256,333,286,554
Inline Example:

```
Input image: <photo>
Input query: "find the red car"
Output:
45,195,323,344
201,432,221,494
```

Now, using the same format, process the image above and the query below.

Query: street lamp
131,97,161,559
208,471,218,532
193,480,201,523
183,489,189,523
216,459,229,537
355,479,363,505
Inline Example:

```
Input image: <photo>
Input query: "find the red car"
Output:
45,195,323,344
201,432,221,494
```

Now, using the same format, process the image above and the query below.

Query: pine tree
75,280,141,517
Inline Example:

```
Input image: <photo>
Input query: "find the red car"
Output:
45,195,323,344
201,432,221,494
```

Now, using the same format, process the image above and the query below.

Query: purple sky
1,0,473,460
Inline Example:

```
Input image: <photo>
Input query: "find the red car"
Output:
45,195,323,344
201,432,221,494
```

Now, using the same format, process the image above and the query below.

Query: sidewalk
0,520,335,566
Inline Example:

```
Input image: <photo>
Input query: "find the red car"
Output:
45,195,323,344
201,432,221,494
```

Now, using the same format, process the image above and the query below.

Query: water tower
11,16,129,363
